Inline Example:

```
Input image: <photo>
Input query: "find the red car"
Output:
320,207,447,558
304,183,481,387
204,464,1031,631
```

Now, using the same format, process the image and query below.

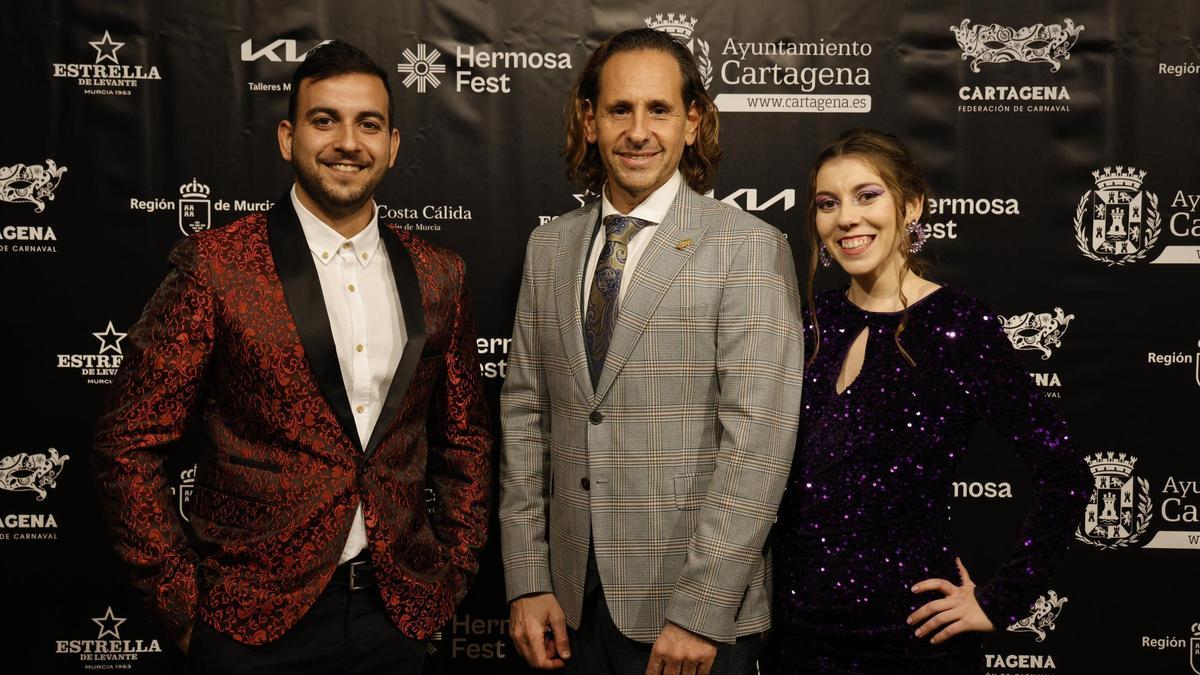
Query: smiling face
584,49,699,213
278,72,400,225
813,155,923,285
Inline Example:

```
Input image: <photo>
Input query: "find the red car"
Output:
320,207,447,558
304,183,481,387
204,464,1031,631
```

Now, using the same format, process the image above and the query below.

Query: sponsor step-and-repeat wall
2,1,1198,673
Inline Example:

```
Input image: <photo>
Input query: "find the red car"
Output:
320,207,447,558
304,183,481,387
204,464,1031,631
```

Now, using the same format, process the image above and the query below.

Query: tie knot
603,215,649,244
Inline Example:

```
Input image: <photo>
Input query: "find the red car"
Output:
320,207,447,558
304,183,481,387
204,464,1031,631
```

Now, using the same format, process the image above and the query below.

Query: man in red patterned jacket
93,40,492,674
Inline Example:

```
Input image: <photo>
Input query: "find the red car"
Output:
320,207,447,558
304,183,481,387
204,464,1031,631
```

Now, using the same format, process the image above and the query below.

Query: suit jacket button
589,410,604,425
580,477,590,490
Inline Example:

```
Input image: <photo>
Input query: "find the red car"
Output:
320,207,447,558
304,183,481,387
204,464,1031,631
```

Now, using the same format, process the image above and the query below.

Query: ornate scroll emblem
952,18,1084,73
646,13,712,87
1076,452,1152,550
1007,590,1068,642
998,308,1074,360
1074,166,1161,266
0,448,69,501
0,160,68,213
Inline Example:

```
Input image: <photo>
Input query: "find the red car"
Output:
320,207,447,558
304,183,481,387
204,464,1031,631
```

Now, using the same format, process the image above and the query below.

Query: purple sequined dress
767,287,1089,674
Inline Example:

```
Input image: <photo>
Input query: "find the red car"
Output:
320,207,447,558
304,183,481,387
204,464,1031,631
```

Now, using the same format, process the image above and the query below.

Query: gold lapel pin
675,238,694,250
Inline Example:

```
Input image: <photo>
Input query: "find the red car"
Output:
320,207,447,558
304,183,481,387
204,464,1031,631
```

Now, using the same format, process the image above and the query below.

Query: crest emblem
178,178,211,236
170,465,196,522
1191,623,1200,674
1074,166,1161,266
952,18,1084,73
0,448,69,501
645,13,712,88
1007,590,1067,642
1076,452,1152,549
998,308,1074,360
0,160,68,213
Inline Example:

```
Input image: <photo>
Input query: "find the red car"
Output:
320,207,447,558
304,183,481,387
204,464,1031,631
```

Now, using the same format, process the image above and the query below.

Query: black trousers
184,576,426,675
565,551,763,675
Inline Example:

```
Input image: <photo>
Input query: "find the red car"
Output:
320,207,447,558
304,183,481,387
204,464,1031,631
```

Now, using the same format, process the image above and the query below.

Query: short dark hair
564,28,721,196
288,40,394,128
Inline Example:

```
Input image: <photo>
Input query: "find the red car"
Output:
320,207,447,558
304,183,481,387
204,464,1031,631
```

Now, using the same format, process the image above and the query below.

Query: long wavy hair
805,128,932,367
563,28,721,196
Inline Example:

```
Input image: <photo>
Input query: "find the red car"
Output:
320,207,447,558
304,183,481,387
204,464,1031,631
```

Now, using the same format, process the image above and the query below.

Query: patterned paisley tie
585,214,650,387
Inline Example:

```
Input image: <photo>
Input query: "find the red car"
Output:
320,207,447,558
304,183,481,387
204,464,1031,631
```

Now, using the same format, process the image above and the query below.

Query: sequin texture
766,287,1090,674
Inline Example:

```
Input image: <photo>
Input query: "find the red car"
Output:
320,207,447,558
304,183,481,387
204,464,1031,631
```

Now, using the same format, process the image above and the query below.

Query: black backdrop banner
3,1,1199,673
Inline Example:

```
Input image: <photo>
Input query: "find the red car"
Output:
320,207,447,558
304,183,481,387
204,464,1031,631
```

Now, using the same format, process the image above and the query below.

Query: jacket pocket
226,455,282,473
191,483,276,530
673,471,714,511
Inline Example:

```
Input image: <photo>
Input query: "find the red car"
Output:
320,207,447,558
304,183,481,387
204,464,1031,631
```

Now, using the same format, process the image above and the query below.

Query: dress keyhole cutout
836,328,869,395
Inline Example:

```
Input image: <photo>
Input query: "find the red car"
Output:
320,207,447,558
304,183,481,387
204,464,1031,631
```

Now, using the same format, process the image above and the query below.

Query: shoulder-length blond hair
563,28,721,196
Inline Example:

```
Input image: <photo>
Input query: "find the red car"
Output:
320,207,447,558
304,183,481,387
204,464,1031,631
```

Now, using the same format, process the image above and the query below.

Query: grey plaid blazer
499,185,804,644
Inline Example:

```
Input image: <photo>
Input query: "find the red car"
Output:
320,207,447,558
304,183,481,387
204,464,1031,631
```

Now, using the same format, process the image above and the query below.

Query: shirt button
356,344,364,353
580,477,590,491
356,405,365,413
348,284,356,292
361,252,369,261
589,410,603,425
321,251,329,259
342,242,352,249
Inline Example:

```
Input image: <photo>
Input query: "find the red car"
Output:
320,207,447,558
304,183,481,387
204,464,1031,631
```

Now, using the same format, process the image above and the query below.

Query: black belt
330,552,376,590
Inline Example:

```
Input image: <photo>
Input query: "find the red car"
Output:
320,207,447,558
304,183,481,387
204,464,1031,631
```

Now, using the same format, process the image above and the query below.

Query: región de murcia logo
1007,590,1067,642
1077,452,1152,550
1075,166,1162,266
998,308,1074,360
951,18,1083,73
646,13,712,88
179,178,212,236
0,449,69,501
0,160,68,213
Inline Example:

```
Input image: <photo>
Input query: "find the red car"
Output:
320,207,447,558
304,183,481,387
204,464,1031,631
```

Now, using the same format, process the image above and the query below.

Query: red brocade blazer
93,199,492,645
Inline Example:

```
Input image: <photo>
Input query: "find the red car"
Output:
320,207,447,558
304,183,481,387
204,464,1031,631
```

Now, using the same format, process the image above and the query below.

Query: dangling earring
905,220,927,254
818,245,832,268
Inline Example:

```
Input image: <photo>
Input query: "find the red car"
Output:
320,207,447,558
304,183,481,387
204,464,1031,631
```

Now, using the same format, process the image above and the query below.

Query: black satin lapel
266,197,363,453
363,229,427,461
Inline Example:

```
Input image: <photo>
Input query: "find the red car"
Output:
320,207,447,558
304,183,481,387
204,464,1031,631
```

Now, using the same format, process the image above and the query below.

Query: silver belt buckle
348,560,369,590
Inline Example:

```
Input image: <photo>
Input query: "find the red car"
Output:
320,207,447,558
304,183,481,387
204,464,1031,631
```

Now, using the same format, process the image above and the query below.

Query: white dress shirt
291,186,406,564
581,171,682,312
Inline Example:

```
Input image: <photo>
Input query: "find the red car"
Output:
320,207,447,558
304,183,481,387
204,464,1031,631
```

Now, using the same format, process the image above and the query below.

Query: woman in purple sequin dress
766,129,1090,674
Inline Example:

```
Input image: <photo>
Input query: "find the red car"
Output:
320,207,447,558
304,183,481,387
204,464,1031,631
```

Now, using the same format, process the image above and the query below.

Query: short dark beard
292,155,378,219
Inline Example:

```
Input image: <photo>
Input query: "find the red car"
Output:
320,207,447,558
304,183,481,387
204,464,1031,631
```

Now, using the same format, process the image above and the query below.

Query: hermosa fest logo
396,39,571,95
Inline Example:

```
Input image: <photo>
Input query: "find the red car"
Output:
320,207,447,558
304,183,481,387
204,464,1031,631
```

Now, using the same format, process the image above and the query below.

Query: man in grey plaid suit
501,28,803,675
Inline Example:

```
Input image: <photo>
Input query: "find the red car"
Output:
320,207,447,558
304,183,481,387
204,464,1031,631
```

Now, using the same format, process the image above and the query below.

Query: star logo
89,31,125,65
396,44,446,93
92,606,126,640
93,321,128,355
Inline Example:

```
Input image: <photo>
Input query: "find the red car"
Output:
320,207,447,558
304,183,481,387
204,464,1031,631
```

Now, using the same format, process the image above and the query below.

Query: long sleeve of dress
960,301,1092,627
